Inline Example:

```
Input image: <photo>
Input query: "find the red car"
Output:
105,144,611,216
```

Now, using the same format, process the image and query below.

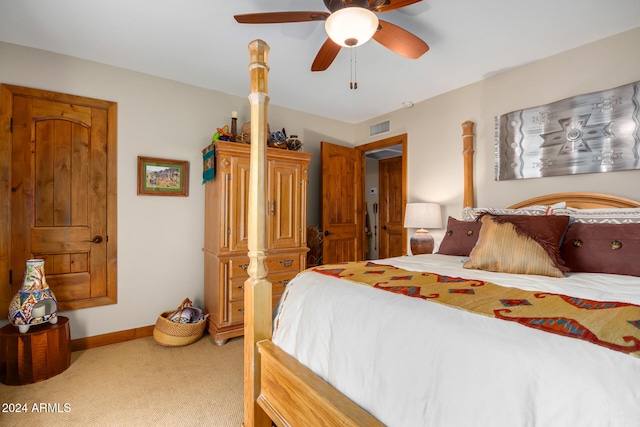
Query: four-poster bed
243,40,640,427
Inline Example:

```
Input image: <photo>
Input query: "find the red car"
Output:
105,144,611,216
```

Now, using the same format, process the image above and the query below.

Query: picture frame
137,156,189,197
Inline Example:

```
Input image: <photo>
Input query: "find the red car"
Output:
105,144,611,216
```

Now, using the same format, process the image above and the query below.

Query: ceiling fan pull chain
349,47,358,90
349,48,353,89
354,47,358,90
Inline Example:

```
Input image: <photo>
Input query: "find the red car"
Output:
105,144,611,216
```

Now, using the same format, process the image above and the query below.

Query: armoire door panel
230,156,251,252
269,161,300,249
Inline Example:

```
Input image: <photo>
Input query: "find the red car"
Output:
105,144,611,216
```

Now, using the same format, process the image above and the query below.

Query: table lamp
404,202,442,255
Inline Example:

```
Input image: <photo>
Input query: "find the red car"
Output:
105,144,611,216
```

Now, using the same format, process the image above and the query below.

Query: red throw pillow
437,217,482,256
561,223,640,276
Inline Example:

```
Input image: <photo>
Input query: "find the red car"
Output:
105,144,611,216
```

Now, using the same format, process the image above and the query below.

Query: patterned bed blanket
312,262,640,358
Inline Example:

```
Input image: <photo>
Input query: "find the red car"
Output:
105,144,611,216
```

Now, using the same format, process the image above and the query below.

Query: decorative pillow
553,207,640,224
560,223,640,276
463,214,571,277
461,202,566,221
437,216,482,256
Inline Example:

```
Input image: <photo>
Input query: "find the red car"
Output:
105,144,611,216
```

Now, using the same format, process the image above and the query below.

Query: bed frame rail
257,340,383,427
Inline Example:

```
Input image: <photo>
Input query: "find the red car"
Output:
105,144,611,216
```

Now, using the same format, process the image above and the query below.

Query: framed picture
137,156,189,196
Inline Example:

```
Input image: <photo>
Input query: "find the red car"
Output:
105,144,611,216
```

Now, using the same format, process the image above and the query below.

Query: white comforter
272,254,640,427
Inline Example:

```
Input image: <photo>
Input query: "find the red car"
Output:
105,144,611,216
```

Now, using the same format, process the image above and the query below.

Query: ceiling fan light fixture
325,7,379,48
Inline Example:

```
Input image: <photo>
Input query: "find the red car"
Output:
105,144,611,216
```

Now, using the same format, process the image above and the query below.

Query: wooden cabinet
203,142,311,345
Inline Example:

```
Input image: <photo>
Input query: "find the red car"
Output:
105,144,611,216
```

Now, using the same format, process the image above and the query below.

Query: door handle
88,236,103,244
382,226,387,230
324,230,330,236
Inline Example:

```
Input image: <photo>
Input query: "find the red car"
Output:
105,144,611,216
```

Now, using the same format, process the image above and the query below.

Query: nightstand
0,316,71,385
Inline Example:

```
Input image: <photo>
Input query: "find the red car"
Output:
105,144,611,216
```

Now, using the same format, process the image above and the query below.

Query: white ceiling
1,0,639,124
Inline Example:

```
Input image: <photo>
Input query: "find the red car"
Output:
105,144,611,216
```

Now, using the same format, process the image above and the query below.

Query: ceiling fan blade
373,19,429,59
372,0,422,13
234,11,329,24
311,38,342,72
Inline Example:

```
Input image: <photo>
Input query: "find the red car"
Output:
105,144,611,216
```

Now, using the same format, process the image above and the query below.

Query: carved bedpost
462,121,475,208
244,39,273,427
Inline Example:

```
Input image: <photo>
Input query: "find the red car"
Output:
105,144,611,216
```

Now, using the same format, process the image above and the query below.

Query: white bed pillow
461,202,566,221
553,207,640,224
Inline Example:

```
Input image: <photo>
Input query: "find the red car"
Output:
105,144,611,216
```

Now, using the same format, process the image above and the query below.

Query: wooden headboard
509,192,640,209
461,121,640,210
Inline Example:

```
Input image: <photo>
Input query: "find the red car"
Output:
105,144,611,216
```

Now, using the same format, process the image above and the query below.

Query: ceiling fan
234,0,429,72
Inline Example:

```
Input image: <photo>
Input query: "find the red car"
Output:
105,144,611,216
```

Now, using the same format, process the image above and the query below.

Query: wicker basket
153,298,206,347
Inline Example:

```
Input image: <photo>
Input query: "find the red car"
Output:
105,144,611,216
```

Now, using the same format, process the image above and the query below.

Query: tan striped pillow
463,214,568,277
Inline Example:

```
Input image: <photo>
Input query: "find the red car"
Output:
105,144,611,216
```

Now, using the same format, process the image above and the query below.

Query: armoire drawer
266,255,300,273
229,258,251,277
228,292,284,325
230,276,247,301
229,271,297,301
230,254,300,278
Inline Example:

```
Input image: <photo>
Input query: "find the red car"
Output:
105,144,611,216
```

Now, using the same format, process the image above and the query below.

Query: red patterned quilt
312,262,640,358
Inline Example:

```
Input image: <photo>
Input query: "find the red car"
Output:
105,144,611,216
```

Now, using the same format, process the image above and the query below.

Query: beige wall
3,27,639,338
0,41,354,338
356,27,640,246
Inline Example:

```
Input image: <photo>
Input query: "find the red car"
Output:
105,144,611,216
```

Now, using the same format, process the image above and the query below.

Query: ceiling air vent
369,120,390,137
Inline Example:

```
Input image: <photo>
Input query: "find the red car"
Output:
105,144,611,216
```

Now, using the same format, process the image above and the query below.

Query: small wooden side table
0,316,71,385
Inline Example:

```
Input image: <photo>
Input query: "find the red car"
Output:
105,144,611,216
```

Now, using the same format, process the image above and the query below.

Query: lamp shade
325,7,379,48
404,203,442,230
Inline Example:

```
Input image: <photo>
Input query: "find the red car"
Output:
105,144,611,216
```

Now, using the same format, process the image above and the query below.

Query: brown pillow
491,214,571,271
437,216,482,256
463,214,570,277
560,223,640,276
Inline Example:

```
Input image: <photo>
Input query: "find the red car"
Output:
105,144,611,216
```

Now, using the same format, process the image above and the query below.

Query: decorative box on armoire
203,141,312,345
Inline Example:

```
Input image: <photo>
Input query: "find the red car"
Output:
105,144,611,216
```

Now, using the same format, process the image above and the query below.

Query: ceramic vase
8,259,58,333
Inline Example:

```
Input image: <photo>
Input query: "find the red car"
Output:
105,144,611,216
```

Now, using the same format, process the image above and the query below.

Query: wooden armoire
203,141,312,345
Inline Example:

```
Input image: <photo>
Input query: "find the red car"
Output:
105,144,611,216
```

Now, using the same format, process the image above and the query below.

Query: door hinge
9,117,13,133
9,269,12,285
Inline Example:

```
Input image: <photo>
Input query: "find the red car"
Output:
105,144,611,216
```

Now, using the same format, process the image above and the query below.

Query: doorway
0,84,118,317
320,134,407,264
358,134,407,260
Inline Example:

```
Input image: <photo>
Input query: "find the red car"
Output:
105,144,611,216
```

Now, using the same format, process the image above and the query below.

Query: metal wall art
495,80,640,180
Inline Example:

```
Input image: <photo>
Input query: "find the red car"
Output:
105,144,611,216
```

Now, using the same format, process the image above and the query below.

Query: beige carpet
0,334,244,426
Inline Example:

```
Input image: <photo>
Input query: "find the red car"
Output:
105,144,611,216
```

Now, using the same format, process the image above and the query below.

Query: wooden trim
1,84,116,109
0,86,12,318
70,324,154,352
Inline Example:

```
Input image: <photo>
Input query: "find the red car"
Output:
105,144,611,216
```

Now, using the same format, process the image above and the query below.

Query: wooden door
321,141,363,263
2,85,117,314
378,156,404,258
268,160,300,250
